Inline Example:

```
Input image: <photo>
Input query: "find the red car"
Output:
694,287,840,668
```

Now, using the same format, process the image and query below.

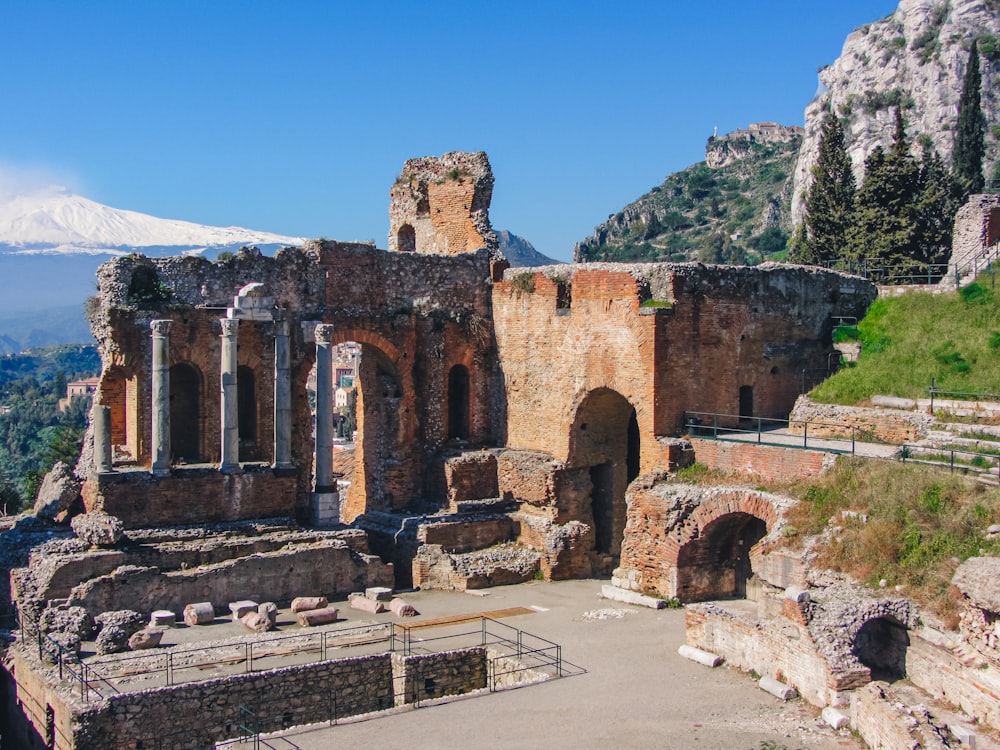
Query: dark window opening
739,385,753,425
169,363,201,463
397,224,416,253
448,365,470,440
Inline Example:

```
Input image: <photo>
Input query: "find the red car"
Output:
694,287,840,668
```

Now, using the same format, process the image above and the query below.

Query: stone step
450,497,517,515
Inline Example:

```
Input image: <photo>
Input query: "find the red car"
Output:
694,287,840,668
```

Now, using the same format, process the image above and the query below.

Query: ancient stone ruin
19,150,995,749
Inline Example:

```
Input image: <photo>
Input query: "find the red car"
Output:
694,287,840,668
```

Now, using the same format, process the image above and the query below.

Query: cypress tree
851,110,922,273
796,113,856,265
915,147,963,271
954,39,985,196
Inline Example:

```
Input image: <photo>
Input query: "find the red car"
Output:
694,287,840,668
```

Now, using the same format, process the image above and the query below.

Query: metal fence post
757,417,762,444
803,421,808,449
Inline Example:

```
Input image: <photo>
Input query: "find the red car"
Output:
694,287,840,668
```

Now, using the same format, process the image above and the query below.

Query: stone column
93,404,114,475
150,319,172,476
272,314,293,469
313,324,335,493
220,318,241,474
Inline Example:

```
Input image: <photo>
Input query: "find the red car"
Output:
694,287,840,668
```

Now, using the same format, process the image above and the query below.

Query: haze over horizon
1,1,899,263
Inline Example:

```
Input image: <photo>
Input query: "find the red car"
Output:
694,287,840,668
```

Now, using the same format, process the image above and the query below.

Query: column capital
150,319,173,337
220,318,240,337
315,323,335,345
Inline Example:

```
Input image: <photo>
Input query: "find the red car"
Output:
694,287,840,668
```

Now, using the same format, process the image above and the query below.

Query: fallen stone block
71,511,125,547
677,644,723,667
229,600,258,621
821,706,849,730
350,596,385,614
783,586,811,603
241,612,271,634
291,596,328,613
758,676,797,701
183,602,215,626
32,461,81,521
601,584,666,610
149,610,175,628
949,724,977,750
366,586,393,602
258,602,278,627
128,628,164,650
296,607,339,627
389,598,418,617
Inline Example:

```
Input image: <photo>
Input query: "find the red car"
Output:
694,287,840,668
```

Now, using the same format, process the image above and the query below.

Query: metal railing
683,410,1000,480
818,259,950,286
927,378,1000,412
30,614,564,704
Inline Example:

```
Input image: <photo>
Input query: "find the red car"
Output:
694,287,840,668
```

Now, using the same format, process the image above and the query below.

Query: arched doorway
448,365,470,440
676,512,767,601
852,617,909,682
169,363,202,463
569,388,640,570
397,224,416,253
237,365,257,461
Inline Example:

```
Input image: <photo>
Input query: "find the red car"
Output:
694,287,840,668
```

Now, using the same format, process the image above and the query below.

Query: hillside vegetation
575,137,799,264
812,273,1000,404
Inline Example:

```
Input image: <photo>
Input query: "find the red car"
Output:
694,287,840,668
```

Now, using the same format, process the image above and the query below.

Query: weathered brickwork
688,437,834,480
789,394,934,443
907,633,1000,730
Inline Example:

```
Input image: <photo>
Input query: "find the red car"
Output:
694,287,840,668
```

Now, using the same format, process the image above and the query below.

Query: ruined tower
388,151,499,257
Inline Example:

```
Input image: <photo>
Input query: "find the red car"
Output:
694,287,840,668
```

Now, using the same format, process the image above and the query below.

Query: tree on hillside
954,39,985,196
914,147,963,269
794,113,855,265
850,109,922,271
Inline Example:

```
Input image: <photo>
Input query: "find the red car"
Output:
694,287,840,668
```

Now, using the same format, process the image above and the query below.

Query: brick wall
685,604,840,707
689,437,832,480
906,636,1000,731
82,466,298,528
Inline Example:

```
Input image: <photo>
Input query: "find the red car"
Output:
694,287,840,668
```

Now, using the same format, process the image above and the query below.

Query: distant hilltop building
706,122,804,169
58,376,99,412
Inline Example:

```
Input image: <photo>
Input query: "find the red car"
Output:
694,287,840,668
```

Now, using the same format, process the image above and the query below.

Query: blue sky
1,1,899,262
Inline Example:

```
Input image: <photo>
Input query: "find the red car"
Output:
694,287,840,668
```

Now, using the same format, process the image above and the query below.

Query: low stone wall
82,465,299,528
65,541,393,618
391,648,487,705
416,516,514,553
688,438,833,480
850,682,953,750
685,603,840,707
788,395,933,443
11,643,494,749
906,635,1000,731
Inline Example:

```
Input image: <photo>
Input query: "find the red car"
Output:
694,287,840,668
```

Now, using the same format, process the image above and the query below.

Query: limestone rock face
32,461,81,521
792,0,1000,224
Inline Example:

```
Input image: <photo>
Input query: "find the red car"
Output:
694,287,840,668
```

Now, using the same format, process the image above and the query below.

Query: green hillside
812,271,1000,405
575,135,800,264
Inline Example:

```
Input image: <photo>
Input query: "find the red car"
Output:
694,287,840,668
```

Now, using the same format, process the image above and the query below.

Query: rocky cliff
791,0,1000,224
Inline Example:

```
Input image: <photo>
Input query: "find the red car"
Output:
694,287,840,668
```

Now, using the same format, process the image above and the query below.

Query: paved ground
203,580,862,750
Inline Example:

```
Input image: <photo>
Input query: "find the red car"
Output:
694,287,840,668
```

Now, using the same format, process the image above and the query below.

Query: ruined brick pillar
150,319,172,476
272,313,293,470
388,151,499,257
313,324,335,492
219,318,241,474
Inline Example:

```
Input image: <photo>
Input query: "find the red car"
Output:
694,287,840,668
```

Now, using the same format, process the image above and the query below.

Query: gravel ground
221,579,864,750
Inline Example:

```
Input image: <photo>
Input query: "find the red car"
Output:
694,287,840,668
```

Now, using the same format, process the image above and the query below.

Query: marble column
150,319,172,476
93,404,113,474
220,318,241,474
313,324,335,493
272,314,293,469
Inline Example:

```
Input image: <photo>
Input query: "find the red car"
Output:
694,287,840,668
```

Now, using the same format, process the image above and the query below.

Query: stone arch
447,365,470,440
675,512,768,601
169,362,203,463
328,328,416,522
567,387,640,569
99,365,139,463
851,616,910,682
397,224,416,253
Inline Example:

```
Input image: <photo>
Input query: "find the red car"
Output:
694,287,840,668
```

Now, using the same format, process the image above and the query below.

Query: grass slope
813,275,1000,404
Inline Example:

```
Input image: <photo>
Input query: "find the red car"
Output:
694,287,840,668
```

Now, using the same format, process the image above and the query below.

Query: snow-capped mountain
0,187,304,255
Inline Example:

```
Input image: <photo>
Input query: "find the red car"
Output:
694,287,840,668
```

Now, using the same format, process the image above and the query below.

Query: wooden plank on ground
402,607,535,631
